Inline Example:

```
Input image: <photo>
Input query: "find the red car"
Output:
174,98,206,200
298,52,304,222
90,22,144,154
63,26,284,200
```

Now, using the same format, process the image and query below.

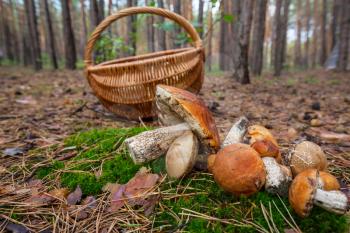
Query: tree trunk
173,0,181,48
0,1,14,61
24,0,42,70
80,0,88,58
98,0,104,22
90,0,100,29
330,0,339,51
219,0,233,71
311,0,319,68
61,0,77,69
337,0,350,71
250,0,268,75
319,0,327,65
44,0,58,69
157,0,166,51
304,0,311,68
231,0,241,70
280,0,290,66
198,0,204,38
272,0,283,76
233,0,254,84
9,0,20,63
206,2,213,71
146,0,155,52
126,0,137,56
294,0,302,67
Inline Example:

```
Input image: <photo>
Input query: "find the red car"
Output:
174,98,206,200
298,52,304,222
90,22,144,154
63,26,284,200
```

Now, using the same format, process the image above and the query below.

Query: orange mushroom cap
212,143,266,196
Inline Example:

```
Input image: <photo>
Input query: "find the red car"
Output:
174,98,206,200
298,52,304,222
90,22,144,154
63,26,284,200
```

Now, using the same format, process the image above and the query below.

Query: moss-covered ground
36,127,350,233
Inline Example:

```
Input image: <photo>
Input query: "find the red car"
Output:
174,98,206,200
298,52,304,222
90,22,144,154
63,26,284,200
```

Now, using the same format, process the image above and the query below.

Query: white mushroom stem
166,131,198,179
222,116,249,148
262,157,292,197
313,189,349,214
125,123,190,164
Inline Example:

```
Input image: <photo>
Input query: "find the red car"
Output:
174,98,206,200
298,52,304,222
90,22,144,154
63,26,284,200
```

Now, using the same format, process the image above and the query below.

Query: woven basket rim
87,47,202,72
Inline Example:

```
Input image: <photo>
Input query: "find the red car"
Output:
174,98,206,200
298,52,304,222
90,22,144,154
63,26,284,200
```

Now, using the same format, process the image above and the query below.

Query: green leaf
147,0,156,7
223,14,234,23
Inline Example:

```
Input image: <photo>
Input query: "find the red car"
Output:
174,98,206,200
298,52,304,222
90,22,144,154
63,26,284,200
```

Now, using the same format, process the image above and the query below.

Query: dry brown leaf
310,128,350,142
67,185,82,205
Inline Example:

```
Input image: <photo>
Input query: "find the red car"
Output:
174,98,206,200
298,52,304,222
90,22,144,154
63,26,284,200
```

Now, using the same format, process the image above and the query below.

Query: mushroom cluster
125,85,349,218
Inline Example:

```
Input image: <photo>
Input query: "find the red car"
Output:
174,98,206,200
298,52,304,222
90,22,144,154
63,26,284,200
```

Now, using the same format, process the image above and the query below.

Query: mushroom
247,125,278,146
155,85,220,170
289,141,328,176
211,143,266,196
317,171,340,191
125,85,220,166
262,157,292,196
289,169,349,217
166,131,198,179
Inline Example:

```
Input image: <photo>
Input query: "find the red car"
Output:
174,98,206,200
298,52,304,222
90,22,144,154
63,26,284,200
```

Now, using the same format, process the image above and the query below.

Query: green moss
35,127,349,232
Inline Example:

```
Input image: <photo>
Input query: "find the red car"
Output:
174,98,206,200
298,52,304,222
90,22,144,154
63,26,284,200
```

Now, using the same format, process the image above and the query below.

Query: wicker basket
84,7,204,120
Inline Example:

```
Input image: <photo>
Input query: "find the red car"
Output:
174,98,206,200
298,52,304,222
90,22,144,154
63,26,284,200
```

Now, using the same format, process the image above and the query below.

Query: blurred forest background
0,0,349,84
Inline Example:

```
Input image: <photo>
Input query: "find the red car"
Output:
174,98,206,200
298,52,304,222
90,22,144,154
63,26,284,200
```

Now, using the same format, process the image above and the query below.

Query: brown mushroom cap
251,139,282,163
248,125,278,146
289,169,318,217
290,141,328,176
156,85,220,152
212,143,266,196
318,171,340,191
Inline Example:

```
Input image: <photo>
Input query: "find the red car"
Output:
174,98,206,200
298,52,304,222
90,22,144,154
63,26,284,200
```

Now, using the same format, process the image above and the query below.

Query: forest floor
0,66,349,232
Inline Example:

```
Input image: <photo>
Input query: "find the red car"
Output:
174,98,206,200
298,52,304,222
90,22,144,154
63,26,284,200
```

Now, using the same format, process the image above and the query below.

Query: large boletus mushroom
290,141,328,176
166,131,198,179
156,85,220,169
211,143,266,196
289,169,349,218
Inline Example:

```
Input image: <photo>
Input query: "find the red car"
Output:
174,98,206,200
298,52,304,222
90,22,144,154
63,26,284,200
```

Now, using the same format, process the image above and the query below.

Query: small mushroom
290,141,328,176
251,139,282,163
247,125,278,146
156,85,220,169
262,157,292,196
289,169,349,217
166,131,198,179
211,143,266,196
318,171,340,191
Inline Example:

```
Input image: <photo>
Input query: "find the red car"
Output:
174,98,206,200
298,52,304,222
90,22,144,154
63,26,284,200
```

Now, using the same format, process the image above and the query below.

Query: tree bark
272,0,283,76
250,0,268,75
304,0,311,68
231,0,241,70
157,0,166,51
311,0,319,68
9,0,20,63
330,0,340,50
146,0,155,52
98,0,104,22
206,2,213,71
294,0,302,67
126,0,137,56
198,0,204,38
173,0,181,48
232,0,254,84
61,0,77,69
90,0,100,29
0,1,14,61
219,0,233,71
319,0,328,65
280,0,290,66
24,0,42,70
80,0,88,58
44,0,58,69
337,0,350,71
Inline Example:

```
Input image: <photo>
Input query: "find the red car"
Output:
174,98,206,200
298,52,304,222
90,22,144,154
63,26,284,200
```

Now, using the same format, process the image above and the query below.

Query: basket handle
84,6,202,67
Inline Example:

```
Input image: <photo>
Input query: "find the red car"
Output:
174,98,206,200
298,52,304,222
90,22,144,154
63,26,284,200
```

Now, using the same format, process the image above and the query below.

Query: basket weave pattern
84,7,204,119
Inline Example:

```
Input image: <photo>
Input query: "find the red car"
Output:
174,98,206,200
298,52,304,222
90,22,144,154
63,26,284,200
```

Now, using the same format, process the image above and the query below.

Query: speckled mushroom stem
125,123,191,164
313,189,349,214
222,117,249,148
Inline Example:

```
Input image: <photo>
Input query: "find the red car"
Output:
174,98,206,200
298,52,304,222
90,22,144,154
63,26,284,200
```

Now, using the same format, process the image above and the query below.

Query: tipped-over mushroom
125,85,220,166
156,85,220,169
262,157,292,196
290,141,328,176
211,143,266,196
166,131,198,179
289,169,349,217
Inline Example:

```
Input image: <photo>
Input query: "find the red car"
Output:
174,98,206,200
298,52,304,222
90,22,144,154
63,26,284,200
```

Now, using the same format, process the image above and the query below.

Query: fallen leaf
15,96,37,105
5,223,29,233
67,186,82,205
143,194,160,216
3,147,24,156
81,196,97,209
310,128,350,143
48,188,70,200
27,179,43,188
110,184,126,211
